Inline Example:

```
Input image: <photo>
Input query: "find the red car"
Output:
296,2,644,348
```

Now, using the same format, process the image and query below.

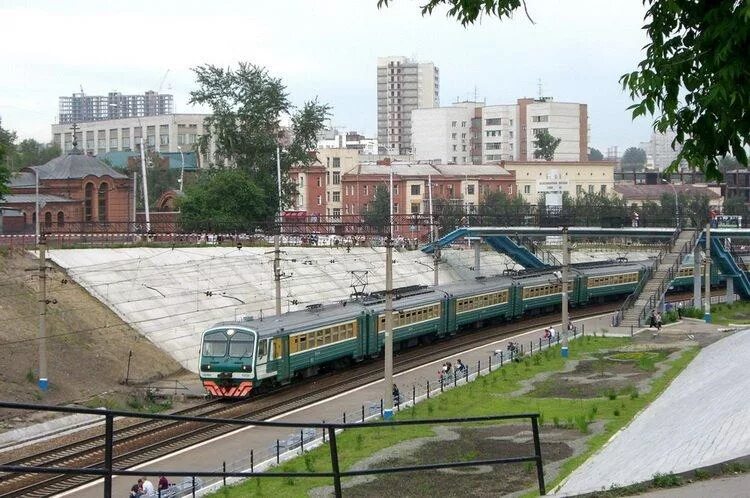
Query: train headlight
201,364,211,371
242,364,252,372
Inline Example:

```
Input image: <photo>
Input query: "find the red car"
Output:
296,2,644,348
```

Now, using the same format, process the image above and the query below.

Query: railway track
0,295,696,497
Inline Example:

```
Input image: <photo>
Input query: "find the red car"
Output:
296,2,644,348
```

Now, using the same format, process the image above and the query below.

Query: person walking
656,312,663,332
677,301,684,319
649,309,657,329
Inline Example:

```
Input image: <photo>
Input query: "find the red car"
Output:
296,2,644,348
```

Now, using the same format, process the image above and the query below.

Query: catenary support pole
429,175,439,286
561,227,570,358
384,168,394,420
474,238,481,277
704,223,711,322
274,145,282,316
693,244,702,309
38,238,48,390
139,138,150,233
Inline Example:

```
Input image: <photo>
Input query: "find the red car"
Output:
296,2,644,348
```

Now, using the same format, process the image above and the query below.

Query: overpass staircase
617,229,698,328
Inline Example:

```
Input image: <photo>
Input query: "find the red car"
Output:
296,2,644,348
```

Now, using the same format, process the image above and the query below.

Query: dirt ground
332,424,575,498
0,249,185,426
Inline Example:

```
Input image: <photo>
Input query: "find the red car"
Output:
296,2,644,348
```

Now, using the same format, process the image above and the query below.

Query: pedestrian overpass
421,226,750,309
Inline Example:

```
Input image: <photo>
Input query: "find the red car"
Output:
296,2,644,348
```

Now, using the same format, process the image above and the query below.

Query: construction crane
157,69,170,93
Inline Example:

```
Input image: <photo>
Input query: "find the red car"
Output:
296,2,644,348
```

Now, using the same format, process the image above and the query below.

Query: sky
0,0,653,154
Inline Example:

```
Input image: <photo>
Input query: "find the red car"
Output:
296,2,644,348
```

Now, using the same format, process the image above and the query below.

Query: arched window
57,211,65,226
84,182,95,222
32,211,36,227
44,212,52,228
98,182,108,222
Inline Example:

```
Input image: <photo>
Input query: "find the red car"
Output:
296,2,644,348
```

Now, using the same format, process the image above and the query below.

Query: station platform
553,324,750,496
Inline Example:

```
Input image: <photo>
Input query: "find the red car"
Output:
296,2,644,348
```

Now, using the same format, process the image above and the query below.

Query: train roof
204,261,653,339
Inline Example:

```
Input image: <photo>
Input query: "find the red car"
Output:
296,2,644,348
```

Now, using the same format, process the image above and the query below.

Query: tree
361,185,391,235
588,148,604,161
0,118,13,200
478,191,529,225
620,147,647,172
432,197,465,236
188,62,330,223
178,169,269,231
378,0,750,179
13,139,61,171
532,130,561,161
723,195,749,219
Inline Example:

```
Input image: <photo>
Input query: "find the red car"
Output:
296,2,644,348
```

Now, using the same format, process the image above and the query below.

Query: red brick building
1,148,132,233
288,159,516,237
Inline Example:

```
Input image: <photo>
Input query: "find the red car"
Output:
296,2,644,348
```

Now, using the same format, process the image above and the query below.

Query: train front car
199,323,256,398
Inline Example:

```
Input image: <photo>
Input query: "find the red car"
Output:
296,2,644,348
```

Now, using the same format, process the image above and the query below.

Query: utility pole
561,227,570,358
139,138,151,234
384,167,395,420
428,175,439,286
274,143,283,316
704,223,711,322
38,238,48,391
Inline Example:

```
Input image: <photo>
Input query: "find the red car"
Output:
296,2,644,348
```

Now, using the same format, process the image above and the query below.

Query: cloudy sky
0,0,653,153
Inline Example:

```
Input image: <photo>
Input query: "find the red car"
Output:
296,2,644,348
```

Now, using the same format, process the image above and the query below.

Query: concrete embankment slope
555,328,750,496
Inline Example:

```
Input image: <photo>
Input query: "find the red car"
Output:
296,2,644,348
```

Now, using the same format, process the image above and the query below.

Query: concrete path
634,474,750,498
554,327,750,496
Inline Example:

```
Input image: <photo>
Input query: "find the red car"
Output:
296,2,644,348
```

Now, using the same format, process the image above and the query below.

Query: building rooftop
344,162,512,177
25,151,128,181
614,183,721,201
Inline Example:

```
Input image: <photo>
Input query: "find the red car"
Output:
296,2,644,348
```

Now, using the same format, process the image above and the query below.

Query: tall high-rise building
377,56,439,156
58,90,174,124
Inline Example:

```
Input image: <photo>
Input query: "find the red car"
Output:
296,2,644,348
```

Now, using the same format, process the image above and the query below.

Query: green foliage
532,129,562,161
588,147,604,161
433,196,466,236
477,190,530,225
621,1,750,179
188,62,329,216
724,195,750,219
693,468,710,480
620,147,647,172
25,368,35,383
652,472,680,488
361,185,390,235
178,169,269,231
381,0,750,179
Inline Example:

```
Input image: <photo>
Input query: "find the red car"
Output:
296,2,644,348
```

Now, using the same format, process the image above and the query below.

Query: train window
272,338,283,359
229,337,254,358
258,340,268,358
202,331,227,357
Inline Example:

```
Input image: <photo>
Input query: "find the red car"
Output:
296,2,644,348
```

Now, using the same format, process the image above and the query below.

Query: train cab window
202,331,227,357
258,339,268,359
229,336,254,358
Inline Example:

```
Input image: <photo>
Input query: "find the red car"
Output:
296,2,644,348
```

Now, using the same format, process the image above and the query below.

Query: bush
652,472,680,487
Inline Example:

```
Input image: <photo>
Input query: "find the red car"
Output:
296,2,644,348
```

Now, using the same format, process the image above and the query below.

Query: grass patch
711,301,750,325
207,336,699,498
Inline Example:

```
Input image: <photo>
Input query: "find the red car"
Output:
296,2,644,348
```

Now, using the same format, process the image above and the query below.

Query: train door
443,297,455,335
255,338,274,380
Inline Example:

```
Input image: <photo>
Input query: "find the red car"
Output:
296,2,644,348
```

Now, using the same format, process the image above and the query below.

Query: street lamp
177,146,185,192
661,178,679,229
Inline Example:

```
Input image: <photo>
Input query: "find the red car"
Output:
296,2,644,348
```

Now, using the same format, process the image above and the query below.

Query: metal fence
0,333,592,497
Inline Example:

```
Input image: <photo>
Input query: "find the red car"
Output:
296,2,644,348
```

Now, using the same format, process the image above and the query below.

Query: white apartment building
377,56,439,156
51,114,215,166
317,129,378,155
411,103,478,164
639,130,686,171
412,98,588,165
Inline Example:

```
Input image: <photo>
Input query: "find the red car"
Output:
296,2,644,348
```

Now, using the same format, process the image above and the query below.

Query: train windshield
202,331,227,357
229,334,255,358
